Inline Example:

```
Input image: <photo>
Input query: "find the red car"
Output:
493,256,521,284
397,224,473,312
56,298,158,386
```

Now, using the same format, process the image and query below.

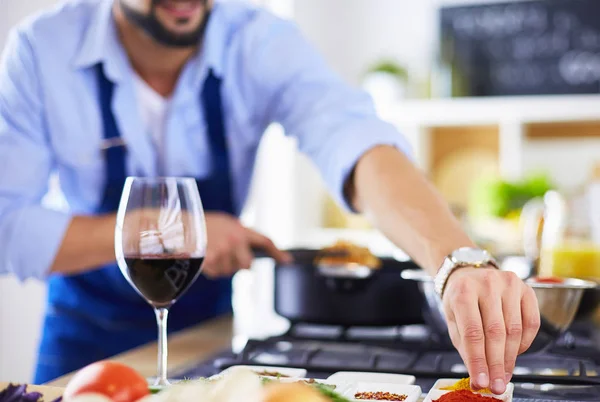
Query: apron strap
199,68,235,214
95,64,127,213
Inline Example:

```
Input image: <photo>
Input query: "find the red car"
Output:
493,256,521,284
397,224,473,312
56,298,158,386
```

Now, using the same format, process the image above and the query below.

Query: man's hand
442,267,541,394
202,212,292,278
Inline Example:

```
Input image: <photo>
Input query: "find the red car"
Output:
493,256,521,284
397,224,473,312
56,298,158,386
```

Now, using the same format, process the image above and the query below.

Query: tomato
63,361,149,402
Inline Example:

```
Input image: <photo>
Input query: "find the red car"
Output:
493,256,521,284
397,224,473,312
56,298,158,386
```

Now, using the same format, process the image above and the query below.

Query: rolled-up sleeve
244,13,413,211
0,29,71,280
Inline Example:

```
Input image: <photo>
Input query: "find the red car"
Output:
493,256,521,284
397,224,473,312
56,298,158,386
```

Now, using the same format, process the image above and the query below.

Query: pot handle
401,269,433,282
252,248,270,259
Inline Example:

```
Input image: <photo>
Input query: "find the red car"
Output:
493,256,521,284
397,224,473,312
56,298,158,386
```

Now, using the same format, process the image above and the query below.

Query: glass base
147,378,179,390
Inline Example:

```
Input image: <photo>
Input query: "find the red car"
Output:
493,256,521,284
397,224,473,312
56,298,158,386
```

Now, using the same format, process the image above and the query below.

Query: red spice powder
434,390,501,402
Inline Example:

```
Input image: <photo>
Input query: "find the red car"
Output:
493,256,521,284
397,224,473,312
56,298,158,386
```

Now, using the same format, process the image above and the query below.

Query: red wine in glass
115,177,207,386
123,255,204,307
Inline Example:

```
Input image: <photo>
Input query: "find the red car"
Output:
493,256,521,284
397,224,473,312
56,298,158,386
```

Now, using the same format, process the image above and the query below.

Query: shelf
384,94,600,127
526,121,600,139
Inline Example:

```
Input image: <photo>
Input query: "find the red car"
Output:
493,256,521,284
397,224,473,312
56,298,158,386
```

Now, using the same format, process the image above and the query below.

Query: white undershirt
132,74,172,175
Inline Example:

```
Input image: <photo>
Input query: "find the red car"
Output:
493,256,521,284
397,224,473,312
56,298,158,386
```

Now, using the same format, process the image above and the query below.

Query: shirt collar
72,0,228,83
72,0,129,82
200,2,227,78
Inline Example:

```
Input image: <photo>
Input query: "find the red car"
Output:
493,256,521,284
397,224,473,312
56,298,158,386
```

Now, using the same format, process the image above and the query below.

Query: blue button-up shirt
0,0,411,280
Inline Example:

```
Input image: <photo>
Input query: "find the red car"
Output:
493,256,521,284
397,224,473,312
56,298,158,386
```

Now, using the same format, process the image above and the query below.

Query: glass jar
522,189,600,281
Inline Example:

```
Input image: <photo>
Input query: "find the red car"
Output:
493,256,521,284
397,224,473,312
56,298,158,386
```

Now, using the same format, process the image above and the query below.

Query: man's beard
119,0,210,48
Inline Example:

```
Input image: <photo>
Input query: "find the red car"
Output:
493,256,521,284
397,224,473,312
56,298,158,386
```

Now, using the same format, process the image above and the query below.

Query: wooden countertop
45,315,234,389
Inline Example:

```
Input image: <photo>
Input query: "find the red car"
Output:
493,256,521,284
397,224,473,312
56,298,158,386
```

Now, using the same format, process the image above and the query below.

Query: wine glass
115,177,207,386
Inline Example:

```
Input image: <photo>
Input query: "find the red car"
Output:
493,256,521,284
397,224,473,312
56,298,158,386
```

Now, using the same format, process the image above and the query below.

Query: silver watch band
434,247,499,299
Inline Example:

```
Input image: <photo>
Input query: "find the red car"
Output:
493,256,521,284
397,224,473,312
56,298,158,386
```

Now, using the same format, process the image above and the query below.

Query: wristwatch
434,247,499,298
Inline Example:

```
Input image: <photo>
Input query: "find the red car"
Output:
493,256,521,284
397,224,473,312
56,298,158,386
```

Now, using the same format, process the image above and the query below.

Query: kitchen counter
3,311,600,402
45,315,234,388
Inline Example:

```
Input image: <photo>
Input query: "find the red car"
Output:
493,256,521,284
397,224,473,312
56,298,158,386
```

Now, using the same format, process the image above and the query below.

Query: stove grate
210,338,600,386
173,321,600,400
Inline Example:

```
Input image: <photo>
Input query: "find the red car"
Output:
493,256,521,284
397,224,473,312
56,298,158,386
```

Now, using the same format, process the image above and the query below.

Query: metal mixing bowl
401,269,598,352
499,255,600,321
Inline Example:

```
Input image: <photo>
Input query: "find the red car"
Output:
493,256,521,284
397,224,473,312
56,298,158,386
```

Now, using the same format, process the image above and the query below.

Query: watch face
452,247,489,264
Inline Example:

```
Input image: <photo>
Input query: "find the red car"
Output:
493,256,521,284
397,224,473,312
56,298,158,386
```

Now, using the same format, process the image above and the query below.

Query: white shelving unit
381,94,600,178
387,95,600,126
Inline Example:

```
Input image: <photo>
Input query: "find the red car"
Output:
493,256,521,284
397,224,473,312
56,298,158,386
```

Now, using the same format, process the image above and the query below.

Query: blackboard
440,0,600,96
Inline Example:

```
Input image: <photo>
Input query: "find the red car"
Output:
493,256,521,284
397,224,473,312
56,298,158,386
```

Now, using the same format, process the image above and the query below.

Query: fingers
519,285,541,354
203,245,233,278
204,244,251,278
443,306,467,377
202,253,219,278
246,229,292,263
203,232,276,278
445,268,542,395
444,307,460,349
502,273,523,384
221,231,253,275
479,277,507,395
447,315,481,391
450,285,489,391
233,243,253,271
201,216,292,278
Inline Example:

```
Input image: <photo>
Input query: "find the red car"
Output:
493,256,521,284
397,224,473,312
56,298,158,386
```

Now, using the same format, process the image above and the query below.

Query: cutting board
0,382,64,401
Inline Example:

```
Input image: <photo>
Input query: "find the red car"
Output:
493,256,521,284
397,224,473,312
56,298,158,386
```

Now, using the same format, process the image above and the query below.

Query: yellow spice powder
440,378,492,394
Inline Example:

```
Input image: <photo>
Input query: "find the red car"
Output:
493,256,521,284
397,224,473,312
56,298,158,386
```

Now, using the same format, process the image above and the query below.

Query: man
0,0,539,393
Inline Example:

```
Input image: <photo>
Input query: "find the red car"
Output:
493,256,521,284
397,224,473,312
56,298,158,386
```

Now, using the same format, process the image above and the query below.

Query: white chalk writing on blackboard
452,5,547,38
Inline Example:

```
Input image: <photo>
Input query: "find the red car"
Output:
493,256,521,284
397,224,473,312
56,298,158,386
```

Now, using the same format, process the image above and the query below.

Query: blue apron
34,64,235,384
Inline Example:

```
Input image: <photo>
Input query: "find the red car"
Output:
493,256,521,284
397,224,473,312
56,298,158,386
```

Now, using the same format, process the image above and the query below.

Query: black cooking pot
261,248,426,327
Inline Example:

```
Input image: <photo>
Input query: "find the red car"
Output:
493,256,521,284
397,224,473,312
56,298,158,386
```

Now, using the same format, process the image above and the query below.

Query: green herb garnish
312,383,351,402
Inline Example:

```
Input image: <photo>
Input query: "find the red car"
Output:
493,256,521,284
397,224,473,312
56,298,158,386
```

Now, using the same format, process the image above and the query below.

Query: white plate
257,377,351,398
424,379,514,402
219,365,307,379
343,382,422,402
327,372,416,387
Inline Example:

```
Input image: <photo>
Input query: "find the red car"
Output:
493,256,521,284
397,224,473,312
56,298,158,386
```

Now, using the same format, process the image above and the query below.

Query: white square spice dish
424,379,514,402
327,372,416,387
218,365,307,379
342,381,422,402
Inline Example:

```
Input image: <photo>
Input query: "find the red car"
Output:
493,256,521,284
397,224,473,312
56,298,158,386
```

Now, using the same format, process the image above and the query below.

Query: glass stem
154,307,170,386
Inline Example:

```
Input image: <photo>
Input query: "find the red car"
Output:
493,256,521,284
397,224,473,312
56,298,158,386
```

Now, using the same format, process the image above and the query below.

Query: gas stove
174,320,600,401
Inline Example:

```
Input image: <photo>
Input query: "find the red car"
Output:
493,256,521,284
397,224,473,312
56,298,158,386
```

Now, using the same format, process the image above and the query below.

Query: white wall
0,0,61,385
